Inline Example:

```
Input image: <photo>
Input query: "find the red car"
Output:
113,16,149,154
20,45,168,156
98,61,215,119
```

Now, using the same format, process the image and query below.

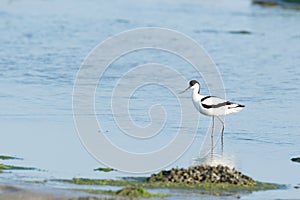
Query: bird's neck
192,86,201,103
192,84,200,95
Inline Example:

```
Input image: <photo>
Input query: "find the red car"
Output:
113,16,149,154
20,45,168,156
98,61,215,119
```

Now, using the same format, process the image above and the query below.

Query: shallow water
1,0,300,199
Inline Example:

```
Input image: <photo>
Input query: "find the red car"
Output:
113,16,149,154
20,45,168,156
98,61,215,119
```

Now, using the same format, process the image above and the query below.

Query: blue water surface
0,0,300,199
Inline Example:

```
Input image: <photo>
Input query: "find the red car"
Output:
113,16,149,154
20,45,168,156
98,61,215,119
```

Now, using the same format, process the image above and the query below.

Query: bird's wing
201,96,243,109
201,96,230,108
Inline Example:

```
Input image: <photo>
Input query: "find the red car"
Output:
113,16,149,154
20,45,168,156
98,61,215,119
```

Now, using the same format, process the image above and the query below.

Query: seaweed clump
291,157,300,163
73,186,168,198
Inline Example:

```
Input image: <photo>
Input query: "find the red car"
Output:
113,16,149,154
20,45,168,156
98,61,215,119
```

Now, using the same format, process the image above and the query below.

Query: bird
181,80,245,156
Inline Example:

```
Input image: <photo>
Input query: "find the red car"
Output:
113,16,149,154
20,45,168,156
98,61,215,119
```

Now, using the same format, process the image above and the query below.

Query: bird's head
180,80,200,94
189,80,200,89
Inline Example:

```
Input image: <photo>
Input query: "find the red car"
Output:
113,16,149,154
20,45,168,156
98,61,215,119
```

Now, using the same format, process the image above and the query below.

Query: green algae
0,154,35,172
0,163,35,171
74,186,169,198
59,177,281,194
291,157,300,163
94,167,115,172
62,178,128,186
57,165,281,197
0,163,10,170
0,155,21,160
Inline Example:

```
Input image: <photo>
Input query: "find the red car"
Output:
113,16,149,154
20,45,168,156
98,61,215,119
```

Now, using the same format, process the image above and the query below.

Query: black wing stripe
201,96,245,109
203,103,245,109
202,101,231,109
228,105,245,109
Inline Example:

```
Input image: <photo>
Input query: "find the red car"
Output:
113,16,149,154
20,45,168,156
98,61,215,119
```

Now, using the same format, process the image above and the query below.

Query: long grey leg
211,116,214,160
216,116,224,154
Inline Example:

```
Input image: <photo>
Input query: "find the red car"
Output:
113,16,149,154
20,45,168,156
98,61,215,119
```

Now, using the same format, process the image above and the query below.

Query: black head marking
189,80,200,94
189,80,199,87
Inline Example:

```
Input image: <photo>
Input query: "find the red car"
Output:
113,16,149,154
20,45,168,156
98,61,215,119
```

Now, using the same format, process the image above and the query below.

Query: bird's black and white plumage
181,80,245,156
188,80,244,117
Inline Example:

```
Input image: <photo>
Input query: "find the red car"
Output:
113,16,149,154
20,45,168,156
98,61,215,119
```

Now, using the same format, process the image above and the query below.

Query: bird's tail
226,104,245,114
